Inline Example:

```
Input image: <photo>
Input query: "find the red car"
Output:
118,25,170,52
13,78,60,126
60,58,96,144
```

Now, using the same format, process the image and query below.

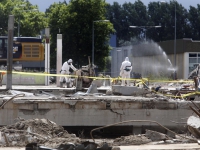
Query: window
189,53,200,73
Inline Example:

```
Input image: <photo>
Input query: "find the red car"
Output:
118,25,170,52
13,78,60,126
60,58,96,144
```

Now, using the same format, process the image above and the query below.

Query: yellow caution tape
0,70,194,84
1,70,199,98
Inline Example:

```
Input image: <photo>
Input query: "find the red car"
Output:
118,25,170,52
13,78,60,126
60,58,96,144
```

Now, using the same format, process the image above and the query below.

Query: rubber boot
66,82,70,88
60,82,63,88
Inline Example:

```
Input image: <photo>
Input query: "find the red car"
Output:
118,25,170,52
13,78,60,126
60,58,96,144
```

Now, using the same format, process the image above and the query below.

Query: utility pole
6,15,14,90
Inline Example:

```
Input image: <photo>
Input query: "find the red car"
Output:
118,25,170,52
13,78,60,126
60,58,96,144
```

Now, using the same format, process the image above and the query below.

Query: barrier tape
0,70,198,98
153,90,200,98
0,70,194,83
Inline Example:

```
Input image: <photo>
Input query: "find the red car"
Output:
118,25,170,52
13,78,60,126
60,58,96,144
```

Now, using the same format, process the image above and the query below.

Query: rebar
90,120,197,143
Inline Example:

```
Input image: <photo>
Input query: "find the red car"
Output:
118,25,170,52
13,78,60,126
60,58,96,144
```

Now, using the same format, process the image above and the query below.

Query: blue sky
29,0,199,12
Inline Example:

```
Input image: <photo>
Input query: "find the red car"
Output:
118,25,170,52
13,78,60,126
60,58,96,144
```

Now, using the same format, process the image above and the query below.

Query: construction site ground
0,82,200,149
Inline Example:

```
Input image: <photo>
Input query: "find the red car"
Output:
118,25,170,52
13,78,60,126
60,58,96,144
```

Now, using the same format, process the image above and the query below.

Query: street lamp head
129,26,137,28
94,20,109,22
155,26,161,28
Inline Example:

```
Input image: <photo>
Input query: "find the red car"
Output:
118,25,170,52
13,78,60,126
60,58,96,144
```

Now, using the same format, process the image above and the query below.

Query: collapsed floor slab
0,94,196,135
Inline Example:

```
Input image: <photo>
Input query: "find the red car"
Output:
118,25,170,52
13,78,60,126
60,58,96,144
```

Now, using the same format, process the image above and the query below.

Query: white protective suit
188,64,200,78
59,59,77,83
120,57,132,86
188,64,200,90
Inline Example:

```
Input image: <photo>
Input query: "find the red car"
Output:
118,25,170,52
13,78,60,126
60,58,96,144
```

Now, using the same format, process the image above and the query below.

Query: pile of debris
0,118,80,148
112,129,197,146
0,117,199,149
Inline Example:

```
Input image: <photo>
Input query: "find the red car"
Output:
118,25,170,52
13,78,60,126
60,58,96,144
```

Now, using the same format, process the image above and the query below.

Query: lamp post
18,8,38,37
92,20,109,66
129,26,161,41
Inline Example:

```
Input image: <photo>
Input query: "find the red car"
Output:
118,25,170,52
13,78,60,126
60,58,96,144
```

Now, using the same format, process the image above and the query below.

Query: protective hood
68,59,73,63
125,57,129,61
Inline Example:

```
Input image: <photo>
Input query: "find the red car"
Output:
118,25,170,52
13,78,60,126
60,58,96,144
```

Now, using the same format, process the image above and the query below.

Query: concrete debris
8,90,35,97
145,129,171,141
0,118,80,148
187,116,200,138
0,117,197,149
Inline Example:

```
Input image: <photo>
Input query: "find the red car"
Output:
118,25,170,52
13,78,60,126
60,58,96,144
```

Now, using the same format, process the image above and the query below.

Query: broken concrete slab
187,116,200,138
8,90,34,97
145,129,171,141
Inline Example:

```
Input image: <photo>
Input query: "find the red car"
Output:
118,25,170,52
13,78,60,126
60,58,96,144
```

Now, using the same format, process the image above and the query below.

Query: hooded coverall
188,64,200,90
59,61,77,84
120,57,132,86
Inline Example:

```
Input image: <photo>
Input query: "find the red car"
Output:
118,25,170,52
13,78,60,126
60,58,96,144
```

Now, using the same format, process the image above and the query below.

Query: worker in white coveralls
188,64,200,90
60,59,77,88
120,57,132,86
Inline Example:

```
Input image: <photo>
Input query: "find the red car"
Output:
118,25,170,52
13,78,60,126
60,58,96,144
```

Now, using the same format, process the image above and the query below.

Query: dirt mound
0,118,80,147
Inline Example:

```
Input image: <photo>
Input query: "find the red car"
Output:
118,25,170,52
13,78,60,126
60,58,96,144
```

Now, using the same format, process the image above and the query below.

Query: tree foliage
106,0,200,45
0,0,47,37
1,0,200,71
47,0,114,70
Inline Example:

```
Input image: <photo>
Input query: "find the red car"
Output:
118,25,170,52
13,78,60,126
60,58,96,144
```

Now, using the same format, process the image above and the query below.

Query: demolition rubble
0,117,198,149
0,77,199,149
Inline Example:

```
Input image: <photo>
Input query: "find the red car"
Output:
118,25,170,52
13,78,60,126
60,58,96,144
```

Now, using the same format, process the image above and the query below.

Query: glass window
189,58,197,63
189,53,200,77
189,53,197,57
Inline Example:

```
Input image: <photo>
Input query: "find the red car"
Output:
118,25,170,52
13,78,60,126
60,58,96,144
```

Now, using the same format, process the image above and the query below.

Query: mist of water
131,40,175,78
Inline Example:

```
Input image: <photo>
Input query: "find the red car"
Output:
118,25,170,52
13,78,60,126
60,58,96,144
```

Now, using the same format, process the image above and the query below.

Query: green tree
47,0,114,70
1,0,47,37
0,3,7,35
46,2,67,68
188,5,200,40
106,0,148,46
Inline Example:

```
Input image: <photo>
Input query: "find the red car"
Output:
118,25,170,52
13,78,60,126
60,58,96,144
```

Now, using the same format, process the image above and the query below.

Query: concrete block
112,85,148,96
145,129,170,141
187,116,200,138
